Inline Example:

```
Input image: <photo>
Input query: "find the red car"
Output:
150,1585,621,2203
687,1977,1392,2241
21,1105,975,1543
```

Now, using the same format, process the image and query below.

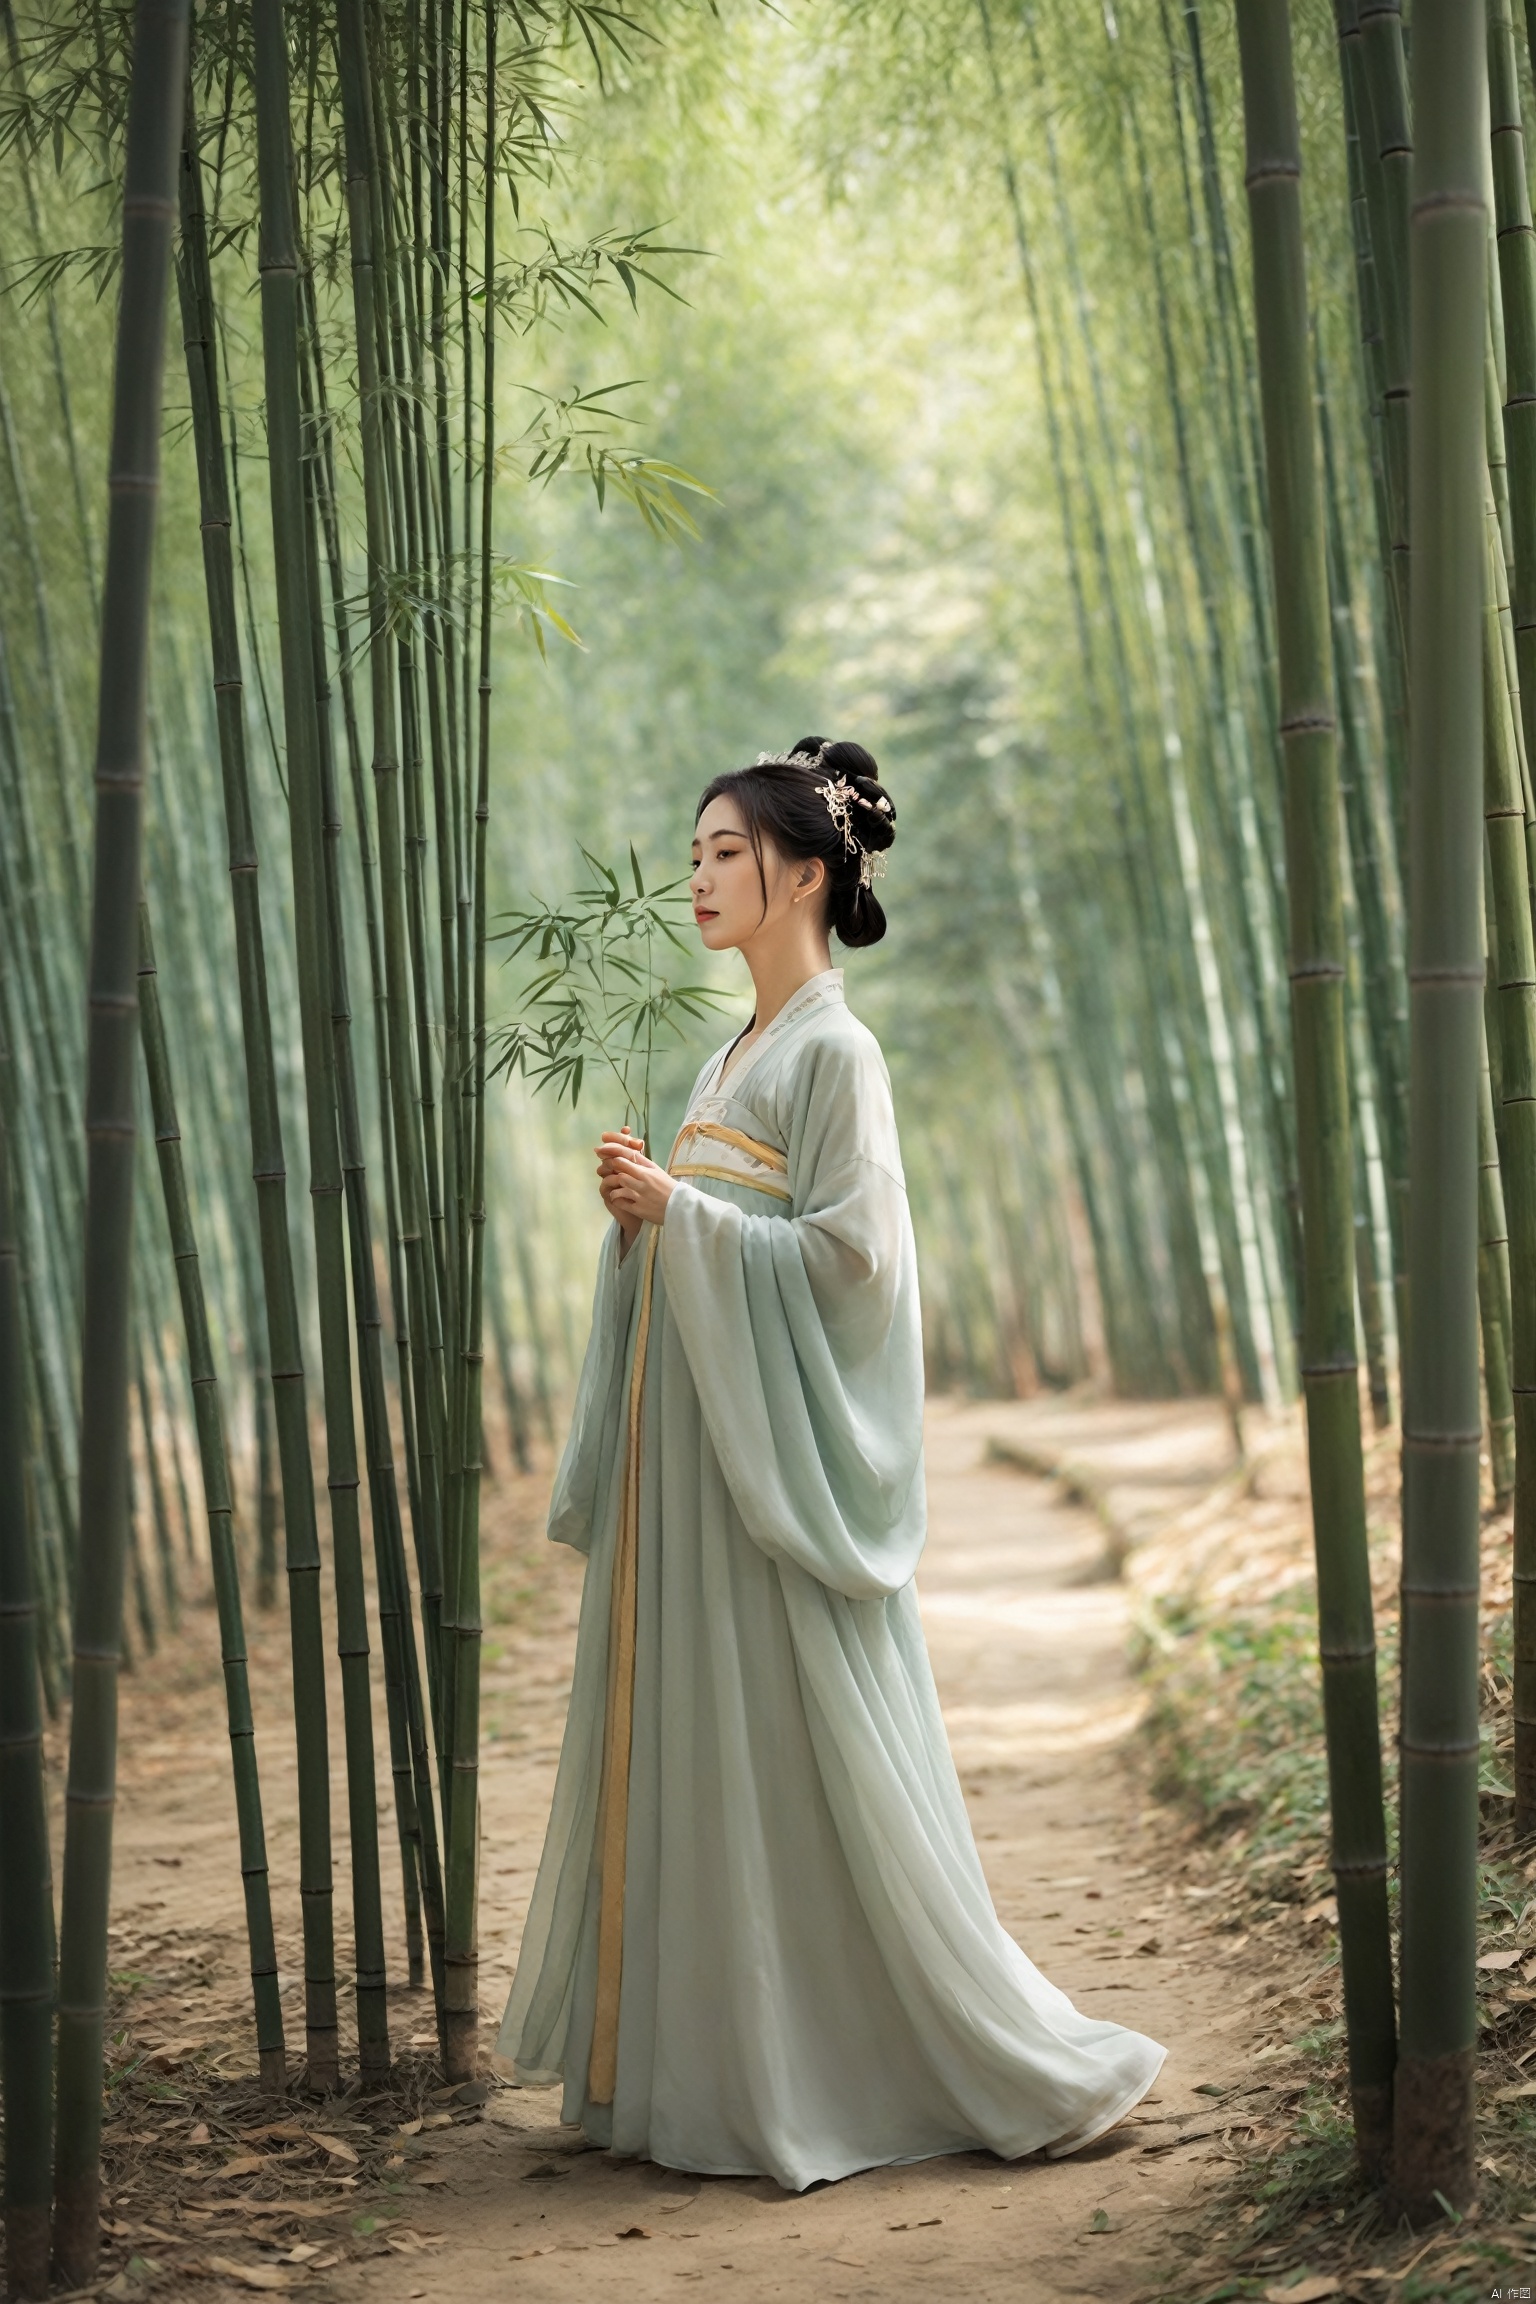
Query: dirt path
86,1394,1272,2304
355,1396,1255,2304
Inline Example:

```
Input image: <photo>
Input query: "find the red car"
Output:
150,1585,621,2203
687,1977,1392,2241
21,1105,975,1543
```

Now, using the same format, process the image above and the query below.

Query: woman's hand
595,1128,676,1246
596,1128,643,1250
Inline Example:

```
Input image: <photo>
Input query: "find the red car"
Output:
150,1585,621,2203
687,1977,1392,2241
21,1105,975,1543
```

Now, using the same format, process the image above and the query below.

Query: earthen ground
52,1394,1305,2304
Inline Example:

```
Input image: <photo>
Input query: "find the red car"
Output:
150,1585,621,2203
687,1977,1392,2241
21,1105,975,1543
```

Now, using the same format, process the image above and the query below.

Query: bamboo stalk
250,0,390,2087
175,92,340,2094
0,1015,54,2296
1491,1,1536,770
1235,0,1397,2181
137,904,285,2091
1478,999,1517,1507
303,315,432,1655
1481,491,1536,1829
1320,351,1408,1351
1358,0,1413,654
1393,0,1488,2222
300,374,450,2027
373,69,453,1440
1177,1,1280,721
1486,2,1536,1827
484,1219,531,1472
52,0,189,2278
442,0,494,2082
135,1350,179,1632
0,0,102,617
0,344,86,923
1334,0,1412,877
336,0,448,1752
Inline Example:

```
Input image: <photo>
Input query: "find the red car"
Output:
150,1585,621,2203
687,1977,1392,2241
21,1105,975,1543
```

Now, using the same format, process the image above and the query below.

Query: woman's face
690,796,824,953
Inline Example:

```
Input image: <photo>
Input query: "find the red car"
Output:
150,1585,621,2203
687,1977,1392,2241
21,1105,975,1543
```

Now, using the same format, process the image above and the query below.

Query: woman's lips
694,908,717,921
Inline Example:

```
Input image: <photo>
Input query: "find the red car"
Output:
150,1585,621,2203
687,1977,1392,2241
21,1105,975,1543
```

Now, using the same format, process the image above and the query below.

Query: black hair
693,737,897,949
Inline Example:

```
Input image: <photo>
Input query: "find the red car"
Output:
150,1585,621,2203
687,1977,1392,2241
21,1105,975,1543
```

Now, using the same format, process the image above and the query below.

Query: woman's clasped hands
596,1126,677,1251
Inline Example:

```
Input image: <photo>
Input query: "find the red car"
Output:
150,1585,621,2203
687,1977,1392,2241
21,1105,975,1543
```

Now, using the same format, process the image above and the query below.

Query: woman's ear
793,857,826,903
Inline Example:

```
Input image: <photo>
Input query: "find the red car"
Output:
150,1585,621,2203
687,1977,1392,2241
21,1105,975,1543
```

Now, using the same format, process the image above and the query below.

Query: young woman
493,737,1165,2190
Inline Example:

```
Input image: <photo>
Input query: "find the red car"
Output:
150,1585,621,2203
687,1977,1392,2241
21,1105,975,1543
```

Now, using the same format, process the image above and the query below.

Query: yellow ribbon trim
587,1224,659,2106
672,1118,789,1173
671,1159,792,1201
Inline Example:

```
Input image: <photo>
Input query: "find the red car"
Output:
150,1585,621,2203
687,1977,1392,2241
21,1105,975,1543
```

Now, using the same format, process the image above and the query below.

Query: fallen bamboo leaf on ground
198,2200,337,2221
205,2258,296,2291
145,2040,202,2069
1139,2116,1229,2152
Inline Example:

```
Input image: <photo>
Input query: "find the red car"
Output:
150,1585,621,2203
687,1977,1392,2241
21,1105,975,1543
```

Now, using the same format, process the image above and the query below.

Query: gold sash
587,1223,659,2104
669,1118,791,1200
585,1117,790,2104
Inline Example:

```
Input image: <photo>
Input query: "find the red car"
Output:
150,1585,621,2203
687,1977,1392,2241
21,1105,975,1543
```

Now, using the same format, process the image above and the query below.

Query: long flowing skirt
495,1250,1165,2193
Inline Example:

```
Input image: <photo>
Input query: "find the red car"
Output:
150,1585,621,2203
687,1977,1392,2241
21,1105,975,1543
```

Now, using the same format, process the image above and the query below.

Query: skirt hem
582,2043,1172,2194
1040,2043,1169,2160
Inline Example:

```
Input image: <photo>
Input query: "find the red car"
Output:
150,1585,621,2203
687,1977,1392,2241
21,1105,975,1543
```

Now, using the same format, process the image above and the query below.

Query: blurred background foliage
0,0,1424,1642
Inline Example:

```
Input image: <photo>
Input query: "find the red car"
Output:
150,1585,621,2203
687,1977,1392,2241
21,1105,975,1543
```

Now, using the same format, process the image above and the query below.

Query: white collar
706,968,846,1100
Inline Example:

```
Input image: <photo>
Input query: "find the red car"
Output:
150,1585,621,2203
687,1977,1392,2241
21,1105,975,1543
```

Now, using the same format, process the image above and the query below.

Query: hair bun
849,772,896,852
702,735,894,949
789,739,896,848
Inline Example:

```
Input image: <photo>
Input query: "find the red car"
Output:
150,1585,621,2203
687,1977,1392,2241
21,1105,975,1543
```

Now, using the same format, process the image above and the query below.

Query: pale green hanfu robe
494,967,1165,2191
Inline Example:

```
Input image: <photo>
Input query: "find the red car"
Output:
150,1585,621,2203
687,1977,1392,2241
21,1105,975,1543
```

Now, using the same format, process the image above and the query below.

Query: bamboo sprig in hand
489,846,727,1152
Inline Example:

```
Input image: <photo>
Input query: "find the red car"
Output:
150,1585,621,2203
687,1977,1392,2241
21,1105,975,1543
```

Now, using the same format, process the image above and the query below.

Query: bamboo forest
4,0,1536,2296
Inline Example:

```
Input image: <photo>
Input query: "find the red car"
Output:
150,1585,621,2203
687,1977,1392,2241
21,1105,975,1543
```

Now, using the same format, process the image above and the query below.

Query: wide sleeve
657,1029,926,1598
546,1218,643,1553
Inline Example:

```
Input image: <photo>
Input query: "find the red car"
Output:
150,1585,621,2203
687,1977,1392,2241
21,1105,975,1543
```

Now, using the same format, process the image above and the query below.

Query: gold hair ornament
811,770,891,889
748,746,893,891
